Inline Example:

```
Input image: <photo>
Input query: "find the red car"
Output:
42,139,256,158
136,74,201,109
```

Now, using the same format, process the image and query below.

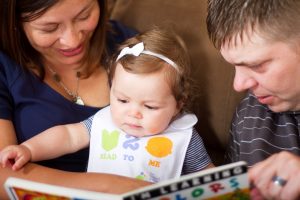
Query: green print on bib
135,172,146,180
101,129,120,151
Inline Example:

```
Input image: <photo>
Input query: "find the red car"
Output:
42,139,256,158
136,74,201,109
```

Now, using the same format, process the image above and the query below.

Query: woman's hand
249,151,300,200
0,144,32,171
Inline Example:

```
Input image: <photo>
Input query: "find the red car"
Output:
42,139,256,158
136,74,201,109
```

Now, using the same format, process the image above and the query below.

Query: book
4,161,250,200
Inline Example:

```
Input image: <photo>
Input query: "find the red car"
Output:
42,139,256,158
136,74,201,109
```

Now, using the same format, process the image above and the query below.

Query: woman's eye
40,26,58,33
77,14,90,21
117,99,128,103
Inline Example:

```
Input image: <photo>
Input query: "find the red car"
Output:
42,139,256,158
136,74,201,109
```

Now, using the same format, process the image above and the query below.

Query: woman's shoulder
0,51,17,66
0,51,22,81
109,20,138,42
106,20,138,55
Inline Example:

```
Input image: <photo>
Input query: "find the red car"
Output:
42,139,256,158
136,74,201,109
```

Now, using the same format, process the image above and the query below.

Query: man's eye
118,99,128,103
250,64,261,69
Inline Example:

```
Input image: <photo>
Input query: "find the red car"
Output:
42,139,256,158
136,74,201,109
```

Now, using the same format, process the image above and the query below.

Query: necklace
47,66,85,105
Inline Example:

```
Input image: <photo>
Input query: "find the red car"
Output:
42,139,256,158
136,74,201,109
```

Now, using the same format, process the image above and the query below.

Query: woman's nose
59,26,81,48
233,66,257,92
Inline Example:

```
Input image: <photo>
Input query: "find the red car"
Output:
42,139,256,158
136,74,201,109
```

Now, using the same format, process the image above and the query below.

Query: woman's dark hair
0,0,108,79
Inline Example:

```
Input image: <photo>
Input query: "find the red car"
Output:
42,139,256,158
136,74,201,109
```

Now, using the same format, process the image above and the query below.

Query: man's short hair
206,0,300,49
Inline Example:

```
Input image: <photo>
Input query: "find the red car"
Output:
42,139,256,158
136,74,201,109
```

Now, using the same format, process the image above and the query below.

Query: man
207,0,300,199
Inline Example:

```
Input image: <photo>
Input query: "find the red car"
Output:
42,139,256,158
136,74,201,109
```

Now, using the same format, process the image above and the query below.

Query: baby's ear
173,101,183,117
177,100,185,112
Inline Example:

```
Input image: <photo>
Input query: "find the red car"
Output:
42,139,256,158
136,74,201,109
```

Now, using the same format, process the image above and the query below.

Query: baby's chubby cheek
147,126,161,135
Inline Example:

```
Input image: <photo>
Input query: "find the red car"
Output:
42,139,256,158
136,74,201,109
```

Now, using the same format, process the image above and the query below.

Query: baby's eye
145,105,158,110
117,99,128,103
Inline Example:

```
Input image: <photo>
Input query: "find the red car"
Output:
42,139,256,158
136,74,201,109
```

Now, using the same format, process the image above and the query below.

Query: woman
0,0,149,198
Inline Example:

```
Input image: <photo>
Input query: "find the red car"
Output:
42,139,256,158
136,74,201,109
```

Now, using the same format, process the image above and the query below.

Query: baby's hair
109,27,193,112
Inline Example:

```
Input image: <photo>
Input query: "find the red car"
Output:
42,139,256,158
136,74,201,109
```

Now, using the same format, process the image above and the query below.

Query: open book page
122,161,250,200
4,177,121,200
4,161,250,200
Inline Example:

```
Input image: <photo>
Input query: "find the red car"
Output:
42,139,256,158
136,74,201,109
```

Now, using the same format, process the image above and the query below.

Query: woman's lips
59,45,83,57
256,95,274,105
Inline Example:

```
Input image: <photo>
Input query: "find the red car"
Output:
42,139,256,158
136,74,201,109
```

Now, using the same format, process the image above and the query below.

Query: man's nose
233,67,257,92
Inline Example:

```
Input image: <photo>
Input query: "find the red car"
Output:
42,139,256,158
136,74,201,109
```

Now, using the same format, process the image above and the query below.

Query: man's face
221,32,300,112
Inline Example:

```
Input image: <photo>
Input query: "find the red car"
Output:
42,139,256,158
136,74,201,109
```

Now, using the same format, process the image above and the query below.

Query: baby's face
110,63,179,137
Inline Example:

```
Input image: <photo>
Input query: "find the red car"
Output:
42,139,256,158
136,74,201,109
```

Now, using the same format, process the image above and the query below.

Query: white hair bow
116,42,178,70
116,42,144,61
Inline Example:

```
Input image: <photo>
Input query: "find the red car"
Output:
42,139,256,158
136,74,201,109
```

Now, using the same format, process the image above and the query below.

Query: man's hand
249,151,300,200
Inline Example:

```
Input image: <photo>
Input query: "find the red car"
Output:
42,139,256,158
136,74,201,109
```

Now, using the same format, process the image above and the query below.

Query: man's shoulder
232,93,274,125
235,93,300,123
237,93,269,113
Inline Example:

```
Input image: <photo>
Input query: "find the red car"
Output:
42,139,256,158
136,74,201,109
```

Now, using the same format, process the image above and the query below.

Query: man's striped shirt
225,93,300,167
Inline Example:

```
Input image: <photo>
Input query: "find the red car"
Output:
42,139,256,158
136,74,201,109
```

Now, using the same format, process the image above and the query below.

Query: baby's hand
0,145,32,171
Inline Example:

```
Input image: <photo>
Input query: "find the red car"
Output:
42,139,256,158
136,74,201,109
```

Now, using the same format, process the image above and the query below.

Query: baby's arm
0,122,89,171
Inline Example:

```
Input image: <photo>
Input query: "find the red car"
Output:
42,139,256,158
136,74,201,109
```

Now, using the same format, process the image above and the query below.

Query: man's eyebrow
234,59,271,67
234,61,251,66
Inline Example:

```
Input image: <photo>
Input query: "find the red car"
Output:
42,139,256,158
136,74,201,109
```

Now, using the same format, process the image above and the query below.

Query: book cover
4,161,250,200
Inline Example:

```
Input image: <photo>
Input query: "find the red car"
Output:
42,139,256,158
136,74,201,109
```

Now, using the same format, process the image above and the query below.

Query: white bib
87,106,197,183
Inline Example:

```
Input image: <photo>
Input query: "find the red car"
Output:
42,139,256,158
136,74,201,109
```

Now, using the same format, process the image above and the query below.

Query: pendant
74,96,84,105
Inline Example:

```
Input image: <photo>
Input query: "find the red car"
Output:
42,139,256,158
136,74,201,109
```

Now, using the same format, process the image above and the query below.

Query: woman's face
22,0,100,68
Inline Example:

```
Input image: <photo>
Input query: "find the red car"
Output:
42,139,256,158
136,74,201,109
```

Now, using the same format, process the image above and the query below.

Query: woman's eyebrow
33,1,94,26
75,0,94,17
